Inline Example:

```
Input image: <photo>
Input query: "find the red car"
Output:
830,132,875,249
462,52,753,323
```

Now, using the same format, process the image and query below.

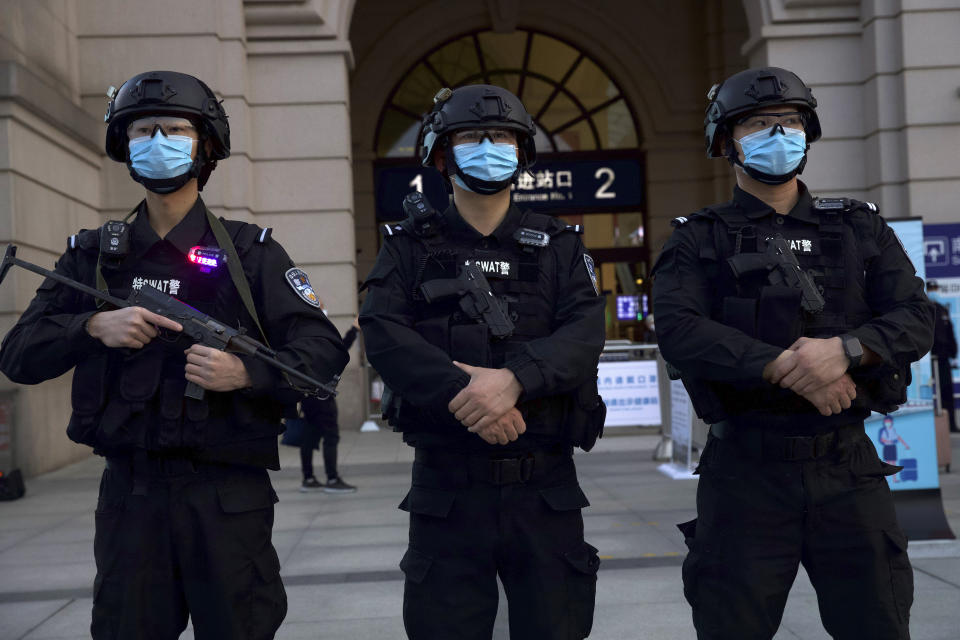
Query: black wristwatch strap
841,334,863,369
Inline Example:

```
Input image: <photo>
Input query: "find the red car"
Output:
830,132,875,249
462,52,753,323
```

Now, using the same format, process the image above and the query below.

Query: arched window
375,29,640,157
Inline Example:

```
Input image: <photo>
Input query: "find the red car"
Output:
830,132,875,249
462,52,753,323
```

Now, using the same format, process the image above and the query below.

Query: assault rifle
419,260,515,339
727,235,825,313
0,245,338,400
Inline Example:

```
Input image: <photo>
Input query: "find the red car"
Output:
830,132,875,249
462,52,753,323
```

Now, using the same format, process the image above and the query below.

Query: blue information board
875,219,937,492
373,151,644,221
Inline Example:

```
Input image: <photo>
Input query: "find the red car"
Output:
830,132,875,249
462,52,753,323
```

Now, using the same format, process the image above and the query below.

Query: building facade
1,0,957,475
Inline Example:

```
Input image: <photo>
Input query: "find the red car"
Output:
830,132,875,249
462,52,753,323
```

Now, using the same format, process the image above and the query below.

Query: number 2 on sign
594,167,616,199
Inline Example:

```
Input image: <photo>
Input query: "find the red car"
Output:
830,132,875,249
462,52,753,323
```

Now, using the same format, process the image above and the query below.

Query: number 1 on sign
409,174,424,193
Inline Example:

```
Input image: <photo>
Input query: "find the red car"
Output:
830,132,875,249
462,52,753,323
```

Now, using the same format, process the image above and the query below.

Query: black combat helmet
704,67,821,159
705,68,822,183
104,71,230,193
418,84,537,195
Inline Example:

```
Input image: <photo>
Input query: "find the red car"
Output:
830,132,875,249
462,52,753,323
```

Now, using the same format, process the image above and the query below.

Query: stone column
861,0,960,222
244,0,364,430
0,0,102,475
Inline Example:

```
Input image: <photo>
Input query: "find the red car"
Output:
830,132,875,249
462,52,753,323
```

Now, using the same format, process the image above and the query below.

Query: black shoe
300,476,323,492
323,477,357,494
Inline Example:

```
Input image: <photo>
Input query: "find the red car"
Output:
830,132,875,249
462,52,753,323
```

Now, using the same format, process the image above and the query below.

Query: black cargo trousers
680,422,913,640
400,446,600,640
91,454,287,639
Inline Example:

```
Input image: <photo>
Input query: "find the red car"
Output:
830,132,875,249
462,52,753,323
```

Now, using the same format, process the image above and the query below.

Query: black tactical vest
64,220,283,460
386,211,578,439
676,198,892,422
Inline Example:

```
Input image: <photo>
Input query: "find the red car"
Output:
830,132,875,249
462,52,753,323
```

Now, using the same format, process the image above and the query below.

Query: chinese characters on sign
597,360,660,427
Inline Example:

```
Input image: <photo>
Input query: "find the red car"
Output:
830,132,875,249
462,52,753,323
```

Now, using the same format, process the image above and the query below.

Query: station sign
373,150,644,221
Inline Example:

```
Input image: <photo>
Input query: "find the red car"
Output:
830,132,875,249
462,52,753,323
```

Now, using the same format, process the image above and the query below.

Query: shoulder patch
285,267,321,308
222,221,265,254
256,227,272,243
671,216,689,227
67,229,99,251
813,197,880,215
583,254,600,296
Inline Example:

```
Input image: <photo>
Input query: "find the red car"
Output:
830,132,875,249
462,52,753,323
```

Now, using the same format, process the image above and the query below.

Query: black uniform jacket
652,183,934,428
0,197,349,468
359,202,606,452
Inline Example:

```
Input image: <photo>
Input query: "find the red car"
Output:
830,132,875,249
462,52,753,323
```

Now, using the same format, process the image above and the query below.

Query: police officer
0,70,349,639
358,85,606,639
652,67,935,640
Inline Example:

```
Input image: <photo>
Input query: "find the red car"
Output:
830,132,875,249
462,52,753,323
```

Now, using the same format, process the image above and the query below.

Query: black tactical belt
106,452,202,477
710,420,841,462
415,445,572,485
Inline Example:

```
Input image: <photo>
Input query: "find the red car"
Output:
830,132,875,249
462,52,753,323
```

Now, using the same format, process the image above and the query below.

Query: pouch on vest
450,323,492,367
757,286,803,348
66,354,110,446
566,372,606,451
97,349,163,447
156,378,185,449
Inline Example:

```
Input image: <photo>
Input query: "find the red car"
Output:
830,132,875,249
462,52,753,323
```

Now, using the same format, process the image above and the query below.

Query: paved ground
1,428,959,639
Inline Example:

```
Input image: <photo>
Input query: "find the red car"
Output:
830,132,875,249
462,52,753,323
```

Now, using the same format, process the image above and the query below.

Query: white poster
597,360,660,427
670,379,692,449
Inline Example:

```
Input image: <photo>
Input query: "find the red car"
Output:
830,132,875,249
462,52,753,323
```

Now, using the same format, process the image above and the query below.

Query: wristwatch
840,334,863,369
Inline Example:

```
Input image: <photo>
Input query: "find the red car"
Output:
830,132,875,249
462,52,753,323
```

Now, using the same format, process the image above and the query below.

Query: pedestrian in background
927,280,959,432
300,315,360,492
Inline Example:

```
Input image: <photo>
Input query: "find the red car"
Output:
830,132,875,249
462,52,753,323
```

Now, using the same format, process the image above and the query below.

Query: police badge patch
583,254,599,296
285,268,321,308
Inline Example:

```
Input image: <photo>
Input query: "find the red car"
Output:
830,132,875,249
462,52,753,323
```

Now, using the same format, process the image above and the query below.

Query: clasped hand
448,361,525,445
86,307,251,392
763,336,856,416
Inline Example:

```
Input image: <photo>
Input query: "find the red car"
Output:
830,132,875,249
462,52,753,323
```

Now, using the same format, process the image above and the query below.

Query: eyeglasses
451,128,517,144
735,112,807,133
127,116,197,140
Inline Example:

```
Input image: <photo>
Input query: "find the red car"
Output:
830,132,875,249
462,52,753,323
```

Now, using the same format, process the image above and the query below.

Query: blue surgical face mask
128,129,195,179
737,125,806,177
451,139,518,192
